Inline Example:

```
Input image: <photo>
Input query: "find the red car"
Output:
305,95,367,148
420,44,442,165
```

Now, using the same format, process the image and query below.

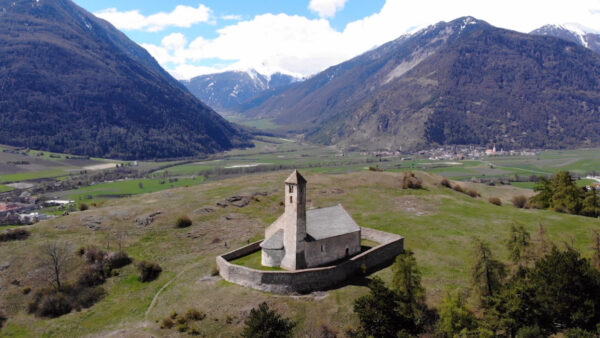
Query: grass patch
0,184,14,192
66,177,205,204
0,169,70,183
230,250,284,271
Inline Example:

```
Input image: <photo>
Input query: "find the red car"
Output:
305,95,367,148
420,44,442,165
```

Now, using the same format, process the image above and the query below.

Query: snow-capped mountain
182,70,302,114
530,24,600,53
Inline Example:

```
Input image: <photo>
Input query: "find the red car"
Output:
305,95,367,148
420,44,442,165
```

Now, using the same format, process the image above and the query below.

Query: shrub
186,308,206,321
79,203,89,211
515,326,542,338
107,251,132,269
28,289,72,318
77,267,106,287
161,318,174,329
0,229,30,242
440,178,451,188
177,323,188,332
85,247,106,265
401,171,423,189
512,195,528,208
242,302,296,338
453,185,465,193
175,215,192,228
488,197,502,206
22,286,32,295
368,166,384,172
466,189,480,198
210,265,219,276
73,286,106,309
137,261,162,282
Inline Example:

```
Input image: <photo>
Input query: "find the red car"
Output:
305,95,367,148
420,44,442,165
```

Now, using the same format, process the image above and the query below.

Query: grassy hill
0,170,598,336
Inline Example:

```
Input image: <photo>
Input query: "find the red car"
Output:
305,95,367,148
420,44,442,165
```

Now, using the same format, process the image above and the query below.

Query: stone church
261,170,361,270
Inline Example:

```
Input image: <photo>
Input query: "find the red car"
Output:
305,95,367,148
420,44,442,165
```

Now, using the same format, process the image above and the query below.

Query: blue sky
71,0,600,80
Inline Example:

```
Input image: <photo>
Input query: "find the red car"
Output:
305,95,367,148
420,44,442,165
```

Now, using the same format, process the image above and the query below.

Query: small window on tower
290,196,293,203
289,185,294,193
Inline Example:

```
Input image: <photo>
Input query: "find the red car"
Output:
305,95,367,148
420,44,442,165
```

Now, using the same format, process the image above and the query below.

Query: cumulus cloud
95,4,211,32
131,0,600,79
308,0,349,18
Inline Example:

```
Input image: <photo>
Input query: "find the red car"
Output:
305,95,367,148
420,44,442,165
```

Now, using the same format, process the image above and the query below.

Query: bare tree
40,242,72,290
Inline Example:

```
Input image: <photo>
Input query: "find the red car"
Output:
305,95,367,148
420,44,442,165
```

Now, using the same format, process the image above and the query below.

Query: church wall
262,248,284,267
217,227,404,294
304,231,361,268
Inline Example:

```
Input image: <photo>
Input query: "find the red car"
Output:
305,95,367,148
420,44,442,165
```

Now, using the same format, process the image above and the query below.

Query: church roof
306,205,360,241
260,229,284,250
285,170,307,184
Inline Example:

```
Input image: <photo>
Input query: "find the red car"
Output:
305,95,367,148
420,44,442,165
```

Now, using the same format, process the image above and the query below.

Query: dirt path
84,163,118,171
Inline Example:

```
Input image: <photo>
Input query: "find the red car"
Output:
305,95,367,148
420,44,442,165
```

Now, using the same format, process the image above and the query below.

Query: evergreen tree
582,188,600,217
505,224,532,267
438,290,477,336
550,171,583,214
353,277,414,337
471,238,506,305
241,302,296,338
592,230,600,270
392,250,427,328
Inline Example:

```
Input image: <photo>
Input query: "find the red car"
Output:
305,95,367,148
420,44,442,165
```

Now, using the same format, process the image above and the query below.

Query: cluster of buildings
368,146,540,161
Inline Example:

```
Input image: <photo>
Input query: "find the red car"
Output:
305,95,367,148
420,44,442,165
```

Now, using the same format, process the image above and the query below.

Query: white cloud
134,0,600,80
308,0,349,18
95,4,211,32
221,14,243,21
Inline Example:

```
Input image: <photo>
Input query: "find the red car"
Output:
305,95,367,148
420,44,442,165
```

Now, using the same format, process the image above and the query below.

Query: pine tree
241,302,296,338
505,224,531,267
471,238,506,305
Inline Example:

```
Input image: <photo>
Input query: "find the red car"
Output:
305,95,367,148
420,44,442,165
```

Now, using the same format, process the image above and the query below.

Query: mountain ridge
241,16,600,151
0,0,250,159
182,70,301,114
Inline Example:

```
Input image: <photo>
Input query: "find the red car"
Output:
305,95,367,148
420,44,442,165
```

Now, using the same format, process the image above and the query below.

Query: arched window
289,184,294,193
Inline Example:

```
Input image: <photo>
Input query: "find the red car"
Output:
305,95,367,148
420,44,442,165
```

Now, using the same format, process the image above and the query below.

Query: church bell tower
280,170,307,270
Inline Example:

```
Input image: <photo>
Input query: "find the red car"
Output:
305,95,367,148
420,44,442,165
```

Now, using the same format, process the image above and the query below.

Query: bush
77,267,106,287
85,247,106,265
488,197,502,206
107,251,132,269
515,326,542,338
79,203,89,211
175,215,192,228
453,185,465,193
186,308,206,321
137,261,162,282
22,286,31,295
0,229,30,242
28,289,72,318
441,178,452,188
161,318,174,329
242,302,296,338
466,189,480,198
210,265,219,276
512,195,528,208
401,171,423,189
73,286,106,309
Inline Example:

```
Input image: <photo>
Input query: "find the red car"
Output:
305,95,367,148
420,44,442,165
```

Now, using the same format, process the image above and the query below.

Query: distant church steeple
280,170,307,270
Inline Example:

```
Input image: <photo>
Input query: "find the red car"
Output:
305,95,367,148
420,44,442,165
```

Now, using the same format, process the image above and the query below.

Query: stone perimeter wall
216,227,404,294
